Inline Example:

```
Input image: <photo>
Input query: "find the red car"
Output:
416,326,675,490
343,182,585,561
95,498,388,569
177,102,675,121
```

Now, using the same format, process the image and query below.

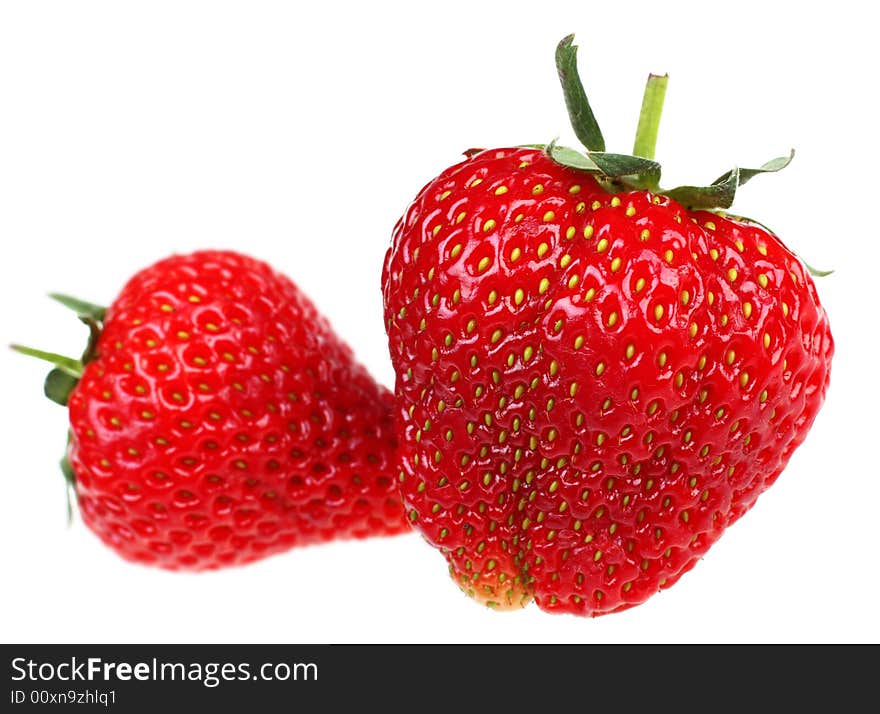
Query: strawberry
381,36,833,616
14,250,407,570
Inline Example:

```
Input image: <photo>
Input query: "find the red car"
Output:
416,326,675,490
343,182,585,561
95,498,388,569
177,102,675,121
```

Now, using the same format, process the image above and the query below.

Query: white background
1,1,876,644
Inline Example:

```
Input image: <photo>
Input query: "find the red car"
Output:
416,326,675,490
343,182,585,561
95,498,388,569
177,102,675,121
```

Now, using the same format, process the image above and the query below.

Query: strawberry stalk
632,73,668,162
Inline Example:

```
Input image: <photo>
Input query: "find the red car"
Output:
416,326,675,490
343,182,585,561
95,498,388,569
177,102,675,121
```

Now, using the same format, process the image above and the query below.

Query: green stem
632,74,668,161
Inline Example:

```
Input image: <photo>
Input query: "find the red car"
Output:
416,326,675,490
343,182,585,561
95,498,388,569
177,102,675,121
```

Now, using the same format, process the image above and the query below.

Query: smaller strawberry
14,250,407,570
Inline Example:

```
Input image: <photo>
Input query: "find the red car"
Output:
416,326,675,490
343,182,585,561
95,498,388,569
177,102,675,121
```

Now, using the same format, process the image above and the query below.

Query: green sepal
44,368,79,406
60,437,76,526
665,167,740,210
546,144,662,189
9,344,84,378
803,261,834,277
588,152,661,186
546,143,599,171
49,293,106,322
14,295,99,528
712,150,794,189
555,34,605,152
665,151,794,210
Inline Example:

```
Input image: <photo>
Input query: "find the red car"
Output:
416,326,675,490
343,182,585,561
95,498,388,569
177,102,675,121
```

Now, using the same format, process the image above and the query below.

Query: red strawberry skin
68,250,407,570
382,147,832,615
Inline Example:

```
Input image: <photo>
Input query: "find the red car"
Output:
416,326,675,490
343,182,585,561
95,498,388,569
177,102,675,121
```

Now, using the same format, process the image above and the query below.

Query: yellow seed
709,248,719,261
569,382,578,397
740,372,750,387
491,329,503,344
625,344,635,360
680,289,691,305
705,221,716,231
566,226,576,240
537,242,549,258
549,360,559,377
543,210,556,222
470,178,483,187
597,238,609,253
569,184,581,194
664,249,674,263
559,254,572,268
782,302,790,317
432,225,442,237
450,244,462,259
466,319,477,333
595,361,606,377
514,288,525,305
574,335,585,350
488,290,498,304
757,244,768,256
726,349,736,365
538,278,550,294
625,205,636,217
634,277,646,293
727,267,738,282
456,211,466,224
610,197,622,207
763,332,771,348
640,229,650,241
610,257,622,272
654,304,665,321
743,302,753,318
523,345,534,362
689,322,698,338
606,311,618,328
584,287,596,302
758,273,769,288
495,185,509,195
510,247,522,262
532,184,544,195
477,256,491,273
567,274,580,289
584,225,594,239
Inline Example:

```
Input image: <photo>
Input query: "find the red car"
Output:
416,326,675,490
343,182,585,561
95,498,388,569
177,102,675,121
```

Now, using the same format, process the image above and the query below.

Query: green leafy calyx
548,34,793,211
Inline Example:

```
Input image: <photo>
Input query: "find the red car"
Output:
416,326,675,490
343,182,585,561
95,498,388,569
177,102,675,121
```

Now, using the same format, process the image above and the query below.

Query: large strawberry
382,36,833,616
15,250,407,570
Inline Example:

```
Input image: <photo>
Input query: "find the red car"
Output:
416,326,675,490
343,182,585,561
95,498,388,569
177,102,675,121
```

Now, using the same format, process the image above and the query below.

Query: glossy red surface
382,148,832,615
